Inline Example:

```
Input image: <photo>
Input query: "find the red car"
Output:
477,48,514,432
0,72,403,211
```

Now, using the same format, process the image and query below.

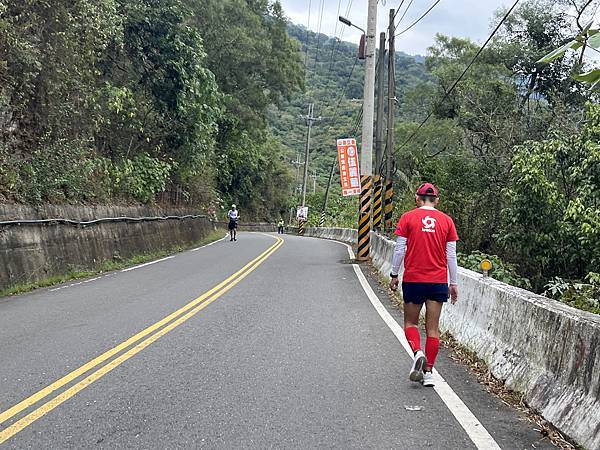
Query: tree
502,103,600,289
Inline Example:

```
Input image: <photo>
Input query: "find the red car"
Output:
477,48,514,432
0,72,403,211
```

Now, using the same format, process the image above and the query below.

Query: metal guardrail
0,215,209,228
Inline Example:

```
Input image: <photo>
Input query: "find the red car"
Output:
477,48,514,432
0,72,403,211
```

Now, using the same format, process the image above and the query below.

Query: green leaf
537,40,580,63
573,69,600,88
587,32,600,49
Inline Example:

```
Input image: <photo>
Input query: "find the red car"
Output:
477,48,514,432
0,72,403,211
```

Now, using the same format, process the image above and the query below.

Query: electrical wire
391,0,406,23
313,0,326,68
303,0,313,70
326,0,344,73
395,0,522,154
395,0,414,27
333,55,360,112
328,0,355,73
396,0,442,37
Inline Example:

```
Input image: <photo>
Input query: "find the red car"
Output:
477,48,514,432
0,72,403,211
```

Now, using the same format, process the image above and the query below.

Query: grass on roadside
0,230,225,298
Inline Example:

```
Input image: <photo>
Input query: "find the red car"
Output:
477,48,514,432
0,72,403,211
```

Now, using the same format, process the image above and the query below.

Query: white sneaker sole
409,354,426,382
422,375,435,387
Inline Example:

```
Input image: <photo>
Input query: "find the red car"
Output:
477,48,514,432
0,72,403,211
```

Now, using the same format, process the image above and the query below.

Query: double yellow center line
0,235,284,444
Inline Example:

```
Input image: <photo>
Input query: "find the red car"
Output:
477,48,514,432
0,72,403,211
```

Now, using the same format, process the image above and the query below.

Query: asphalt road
0,232,554,449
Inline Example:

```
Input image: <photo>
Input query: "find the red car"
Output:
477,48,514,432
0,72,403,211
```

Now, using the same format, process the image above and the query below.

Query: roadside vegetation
0,0,302,218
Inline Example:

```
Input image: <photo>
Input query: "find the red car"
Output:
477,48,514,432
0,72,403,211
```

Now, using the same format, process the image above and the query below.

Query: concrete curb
305,226,600,450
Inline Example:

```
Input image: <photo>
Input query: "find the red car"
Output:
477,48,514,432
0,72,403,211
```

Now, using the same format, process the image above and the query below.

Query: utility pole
291,153,303,195
357,0,377,260
290,153,303,226
373,31,386,230
319,158,336,227
311,169,317,193
384,8,396,230
375,32,386,174
299,103,321,235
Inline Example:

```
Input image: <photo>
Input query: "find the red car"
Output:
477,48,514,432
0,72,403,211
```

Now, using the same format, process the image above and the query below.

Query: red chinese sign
336,138,361,196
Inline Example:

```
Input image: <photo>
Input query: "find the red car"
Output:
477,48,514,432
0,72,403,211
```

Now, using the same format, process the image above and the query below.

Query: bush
544,273,600,314
458,250,531,289
112,154,173,204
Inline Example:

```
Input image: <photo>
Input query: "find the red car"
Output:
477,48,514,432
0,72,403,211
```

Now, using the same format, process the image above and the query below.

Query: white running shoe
422,371,435,387
409,350,426,382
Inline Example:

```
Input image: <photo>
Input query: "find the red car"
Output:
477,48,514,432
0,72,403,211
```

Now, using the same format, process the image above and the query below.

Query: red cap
416,183,439,197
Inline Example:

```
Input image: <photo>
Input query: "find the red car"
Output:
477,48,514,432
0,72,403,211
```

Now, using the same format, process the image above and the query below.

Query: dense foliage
0,0,302,218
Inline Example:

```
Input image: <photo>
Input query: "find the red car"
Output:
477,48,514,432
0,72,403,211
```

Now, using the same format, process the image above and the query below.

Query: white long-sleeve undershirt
447,241,458,285
391,236,407,277
391,236,459,285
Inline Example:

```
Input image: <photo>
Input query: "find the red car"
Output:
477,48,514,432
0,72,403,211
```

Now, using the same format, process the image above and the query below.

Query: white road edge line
50,234,227,291
191,233,228,252
341,242,501,450
120,256,175,272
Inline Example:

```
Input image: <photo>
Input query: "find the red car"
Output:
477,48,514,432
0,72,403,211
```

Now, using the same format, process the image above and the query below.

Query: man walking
389,183,459,387
277,219,285,234
227,204,239,242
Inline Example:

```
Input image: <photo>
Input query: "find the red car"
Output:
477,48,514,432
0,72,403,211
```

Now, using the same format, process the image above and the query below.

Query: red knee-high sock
404,327,421,353
425,337,440,370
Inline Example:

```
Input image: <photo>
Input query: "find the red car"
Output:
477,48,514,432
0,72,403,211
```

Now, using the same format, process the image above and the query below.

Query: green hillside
268,23,430,191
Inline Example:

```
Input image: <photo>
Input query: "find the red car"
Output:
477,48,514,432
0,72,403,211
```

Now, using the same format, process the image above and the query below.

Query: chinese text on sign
336,138,361,196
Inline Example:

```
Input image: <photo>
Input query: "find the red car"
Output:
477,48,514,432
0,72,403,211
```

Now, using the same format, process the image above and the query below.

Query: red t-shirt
394,207,459,283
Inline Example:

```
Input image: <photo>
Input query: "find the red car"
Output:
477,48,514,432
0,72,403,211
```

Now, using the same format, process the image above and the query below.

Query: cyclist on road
389,183,459,387
227,205,239,242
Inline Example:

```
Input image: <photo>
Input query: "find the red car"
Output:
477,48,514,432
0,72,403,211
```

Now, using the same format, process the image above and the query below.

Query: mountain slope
268,23,430,188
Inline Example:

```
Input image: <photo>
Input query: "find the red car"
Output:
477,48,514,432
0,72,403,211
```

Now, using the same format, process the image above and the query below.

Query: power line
326,0,344,73
333,55,360,113
395,0,414,27
303,0,313,70
349,58,384,136
332,54,384,128
391,0,406,23
395,0,522,154
396,0,442,36
351,106,363,135
328,0,355,73
313,0,326,68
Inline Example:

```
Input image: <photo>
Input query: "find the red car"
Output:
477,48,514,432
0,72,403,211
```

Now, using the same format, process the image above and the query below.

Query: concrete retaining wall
0,204,219,290
305,227,600,450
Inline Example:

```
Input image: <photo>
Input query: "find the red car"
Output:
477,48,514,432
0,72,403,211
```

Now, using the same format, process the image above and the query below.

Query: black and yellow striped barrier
372,175,383,229
319,211,326,227
298,219,305,236
357,175,372,260
384,179,394,229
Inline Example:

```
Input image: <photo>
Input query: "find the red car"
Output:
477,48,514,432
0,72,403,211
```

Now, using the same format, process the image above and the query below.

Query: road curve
0,232,552,449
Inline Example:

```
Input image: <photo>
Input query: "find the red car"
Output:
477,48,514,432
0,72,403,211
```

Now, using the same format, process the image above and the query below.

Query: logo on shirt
421,215,436,233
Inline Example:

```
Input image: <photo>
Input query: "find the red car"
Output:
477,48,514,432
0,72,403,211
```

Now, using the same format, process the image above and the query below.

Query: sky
278,0,518,56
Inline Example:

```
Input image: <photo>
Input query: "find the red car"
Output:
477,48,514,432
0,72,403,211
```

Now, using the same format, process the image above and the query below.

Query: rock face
304,226,600,450
0,204,217,290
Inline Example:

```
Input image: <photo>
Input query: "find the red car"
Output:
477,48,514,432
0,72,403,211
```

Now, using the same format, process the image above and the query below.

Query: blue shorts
402,282,449,304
